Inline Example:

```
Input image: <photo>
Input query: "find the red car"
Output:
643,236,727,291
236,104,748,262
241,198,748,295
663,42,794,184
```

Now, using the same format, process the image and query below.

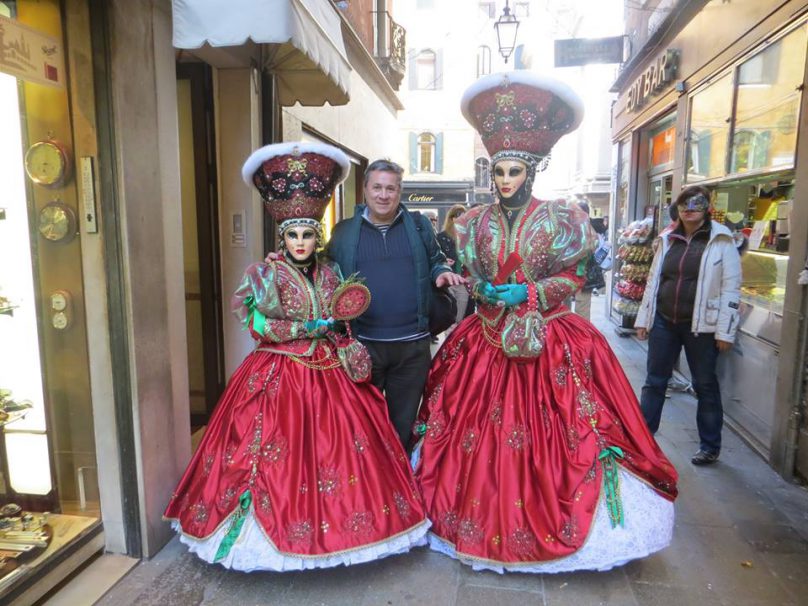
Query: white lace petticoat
426,469,674,574
172,516,430,572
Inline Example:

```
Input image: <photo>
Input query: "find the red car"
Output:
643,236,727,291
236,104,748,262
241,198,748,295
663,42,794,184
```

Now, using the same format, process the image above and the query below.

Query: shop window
478,1,496,19
616,137,632,229
410,49,442,90
475,157,491,187
731,24,807,174
649,123,675,168
477,45,492,77
686,73,733,182
409,132,444,174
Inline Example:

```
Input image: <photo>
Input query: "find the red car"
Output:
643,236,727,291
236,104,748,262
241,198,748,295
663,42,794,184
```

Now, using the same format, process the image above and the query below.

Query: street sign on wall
554,36,625,68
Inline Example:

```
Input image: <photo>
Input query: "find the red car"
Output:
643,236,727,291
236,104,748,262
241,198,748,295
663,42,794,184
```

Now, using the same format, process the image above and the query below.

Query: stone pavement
94,297,808,606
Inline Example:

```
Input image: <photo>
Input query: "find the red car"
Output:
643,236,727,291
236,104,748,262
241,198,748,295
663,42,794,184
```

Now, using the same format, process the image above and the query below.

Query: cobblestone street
92,299,808,606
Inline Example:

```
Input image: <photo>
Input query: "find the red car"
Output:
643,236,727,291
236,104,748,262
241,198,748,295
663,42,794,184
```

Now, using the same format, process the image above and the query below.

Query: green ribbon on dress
576,257,588,277
598,446,625,529
243,295,266,336
214,489,252,562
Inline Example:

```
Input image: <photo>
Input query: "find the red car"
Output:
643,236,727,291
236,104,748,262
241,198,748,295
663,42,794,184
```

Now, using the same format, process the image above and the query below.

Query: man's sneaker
691,450,719,465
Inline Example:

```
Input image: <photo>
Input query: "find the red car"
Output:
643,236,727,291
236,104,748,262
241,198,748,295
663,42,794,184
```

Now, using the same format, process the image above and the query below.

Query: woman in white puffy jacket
635,185,741,466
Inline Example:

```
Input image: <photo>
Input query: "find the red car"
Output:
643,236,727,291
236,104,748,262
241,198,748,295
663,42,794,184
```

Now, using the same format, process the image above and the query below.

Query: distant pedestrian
436,204,473,323
635,185,742,466
573,201,606,320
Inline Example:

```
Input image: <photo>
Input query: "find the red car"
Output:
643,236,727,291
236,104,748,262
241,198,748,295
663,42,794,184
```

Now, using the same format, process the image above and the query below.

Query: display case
740,250,788,316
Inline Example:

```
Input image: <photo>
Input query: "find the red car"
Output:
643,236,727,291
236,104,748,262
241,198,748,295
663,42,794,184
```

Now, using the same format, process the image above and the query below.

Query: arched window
418,133,437,172
474,157,490,187
476,45,491,77
415,49,437,90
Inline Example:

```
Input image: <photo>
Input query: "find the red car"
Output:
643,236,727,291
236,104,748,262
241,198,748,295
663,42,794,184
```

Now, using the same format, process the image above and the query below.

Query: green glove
493,283,528,307
304,318,335,336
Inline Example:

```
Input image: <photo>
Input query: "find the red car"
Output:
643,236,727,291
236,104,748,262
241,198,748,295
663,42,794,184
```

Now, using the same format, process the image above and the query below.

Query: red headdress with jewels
460,72,584,168
241,142,350,232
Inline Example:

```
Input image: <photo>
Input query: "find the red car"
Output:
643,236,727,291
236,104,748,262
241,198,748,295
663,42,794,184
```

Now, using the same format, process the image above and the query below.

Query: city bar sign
0,15,65,88
626,49,678,113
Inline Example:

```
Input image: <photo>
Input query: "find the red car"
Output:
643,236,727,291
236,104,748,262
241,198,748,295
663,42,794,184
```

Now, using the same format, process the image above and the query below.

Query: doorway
176,63,225,428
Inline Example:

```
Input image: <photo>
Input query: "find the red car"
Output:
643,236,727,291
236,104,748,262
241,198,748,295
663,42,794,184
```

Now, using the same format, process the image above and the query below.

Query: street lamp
494,0,520,64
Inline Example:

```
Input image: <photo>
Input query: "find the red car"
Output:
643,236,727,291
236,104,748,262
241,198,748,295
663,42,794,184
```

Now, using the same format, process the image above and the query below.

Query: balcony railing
371,10,406,90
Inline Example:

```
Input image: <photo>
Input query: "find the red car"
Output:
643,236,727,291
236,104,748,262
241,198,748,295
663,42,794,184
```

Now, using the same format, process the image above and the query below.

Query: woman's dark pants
640,312,723,455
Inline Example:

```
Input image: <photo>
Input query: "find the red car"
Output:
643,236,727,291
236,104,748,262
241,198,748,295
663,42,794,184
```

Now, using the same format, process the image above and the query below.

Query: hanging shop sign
626,49,678,113
0,15,65,88
554,36,625,68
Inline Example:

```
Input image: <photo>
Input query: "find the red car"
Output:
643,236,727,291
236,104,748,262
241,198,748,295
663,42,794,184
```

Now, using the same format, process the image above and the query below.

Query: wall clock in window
24,139,70,187
38,201,77,243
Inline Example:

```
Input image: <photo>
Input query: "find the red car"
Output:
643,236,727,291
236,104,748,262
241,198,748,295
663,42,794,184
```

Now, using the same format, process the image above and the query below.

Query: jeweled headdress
241,142,350,233
460,72,584,169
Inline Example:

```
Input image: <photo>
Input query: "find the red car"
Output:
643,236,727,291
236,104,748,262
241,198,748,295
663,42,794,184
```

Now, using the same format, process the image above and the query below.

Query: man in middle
327,159,464,447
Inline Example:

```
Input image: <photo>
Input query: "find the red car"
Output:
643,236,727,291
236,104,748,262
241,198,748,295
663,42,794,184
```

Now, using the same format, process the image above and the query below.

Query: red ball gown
413,199,678,573
165,258,429,571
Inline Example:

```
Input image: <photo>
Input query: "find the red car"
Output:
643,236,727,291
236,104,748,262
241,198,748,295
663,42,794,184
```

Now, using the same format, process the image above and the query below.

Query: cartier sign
626,49,679,113
402,191,468,203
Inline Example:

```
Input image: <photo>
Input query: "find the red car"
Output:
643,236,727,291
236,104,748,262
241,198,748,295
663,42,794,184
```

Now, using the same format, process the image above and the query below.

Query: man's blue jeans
640,312,723,454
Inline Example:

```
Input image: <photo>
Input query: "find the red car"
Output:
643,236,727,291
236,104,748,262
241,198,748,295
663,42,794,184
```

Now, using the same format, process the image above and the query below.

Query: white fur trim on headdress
460,71,585,131
241,141,351,188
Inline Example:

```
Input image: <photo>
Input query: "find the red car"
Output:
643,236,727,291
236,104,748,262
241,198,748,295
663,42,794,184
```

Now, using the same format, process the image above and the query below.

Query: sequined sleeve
231,262,307,342
454,205,491,292
535,265,585,311
546,200,599,276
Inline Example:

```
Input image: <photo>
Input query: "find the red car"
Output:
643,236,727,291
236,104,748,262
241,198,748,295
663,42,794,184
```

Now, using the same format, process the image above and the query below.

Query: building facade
608,0,808,480
394,0,621,227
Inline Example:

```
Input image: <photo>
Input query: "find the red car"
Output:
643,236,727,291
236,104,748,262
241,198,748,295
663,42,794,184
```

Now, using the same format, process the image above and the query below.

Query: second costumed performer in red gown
412,72,678,573
165,142,429,571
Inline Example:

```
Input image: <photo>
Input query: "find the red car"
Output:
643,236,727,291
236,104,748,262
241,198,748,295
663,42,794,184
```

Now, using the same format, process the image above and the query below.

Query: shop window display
715,178,794,315
0,0,100,597
613,218,654,329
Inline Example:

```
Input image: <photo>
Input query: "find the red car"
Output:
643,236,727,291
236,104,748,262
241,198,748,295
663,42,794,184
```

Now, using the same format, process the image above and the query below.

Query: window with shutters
477,46,491,77
409,132,443,174
475,157,491,187
414,49,437,90
514,1,530,17
478,1,495,19
418,133,436,172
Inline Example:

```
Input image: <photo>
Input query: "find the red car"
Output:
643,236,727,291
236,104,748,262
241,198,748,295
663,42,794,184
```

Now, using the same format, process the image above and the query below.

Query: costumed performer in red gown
165,142,429,571
412,72,678,573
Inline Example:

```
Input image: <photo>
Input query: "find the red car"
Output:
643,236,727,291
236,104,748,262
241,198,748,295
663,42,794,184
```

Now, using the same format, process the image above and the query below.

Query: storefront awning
172,0,351,106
